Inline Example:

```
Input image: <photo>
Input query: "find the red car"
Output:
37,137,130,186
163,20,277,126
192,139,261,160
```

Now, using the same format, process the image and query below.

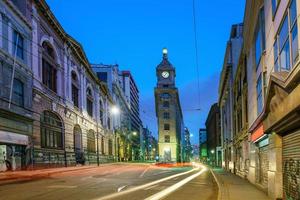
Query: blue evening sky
46,0,245,145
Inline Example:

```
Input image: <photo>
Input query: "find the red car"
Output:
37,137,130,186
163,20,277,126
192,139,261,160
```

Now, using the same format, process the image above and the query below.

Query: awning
0,131,29,145
251,123,265,143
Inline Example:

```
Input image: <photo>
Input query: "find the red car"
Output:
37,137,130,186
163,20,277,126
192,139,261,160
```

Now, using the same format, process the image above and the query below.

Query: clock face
162,71,169,78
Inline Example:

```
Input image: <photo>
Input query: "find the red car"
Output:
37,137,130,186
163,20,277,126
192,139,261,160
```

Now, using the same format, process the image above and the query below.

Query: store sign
251,124,265,142
0,131,29,145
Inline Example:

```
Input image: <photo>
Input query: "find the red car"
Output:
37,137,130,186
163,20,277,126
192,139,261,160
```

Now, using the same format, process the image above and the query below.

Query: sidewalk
211,168,271,200
0,165,98,185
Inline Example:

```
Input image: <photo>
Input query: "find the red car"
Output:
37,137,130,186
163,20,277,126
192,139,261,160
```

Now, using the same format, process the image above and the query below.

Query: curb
0,166,98,184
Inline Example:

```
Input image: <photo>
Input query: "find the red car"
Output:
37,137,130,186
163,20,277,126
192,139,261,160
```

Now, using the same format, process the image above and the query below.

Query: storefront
251,123,269,190
0,131,31,171
282,130,300,200
0,110,33,171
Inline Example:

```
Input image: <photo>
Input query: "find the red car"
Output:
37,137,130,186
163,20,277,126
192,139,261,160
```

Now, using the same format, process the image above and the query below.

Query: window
274,0,298,72
108,139,113,155
87,130,96,153
100,100,104,125
86,88,93,117
164,124,170,131
272,0,280,17
97,72,108,82
12,78,24,106
290,0,298,65
163,101,169,108
41,111,63,149
101,137,104,154
42,42,57,92
13,31,24,59
163,112,170,119
161,93,170,99
163,84,169,88
74,125,82,152
256,75,263,115
164,135,170,143
71,72,79,108
107,116,111,129
255,7,265,68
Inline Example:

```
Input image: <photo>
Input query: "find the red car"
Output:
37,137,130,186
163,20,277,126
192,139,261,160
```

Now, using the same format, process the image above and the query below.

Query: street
0,163,217,200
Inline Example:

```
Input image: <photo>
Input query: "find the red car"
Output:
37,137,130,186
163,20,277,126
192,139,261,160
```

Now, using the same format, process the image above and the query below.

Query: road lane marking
139,166,151,178
47,185,77,189
94,167,198,200
144,184,159,190
117,185,127,192
144,168,207,200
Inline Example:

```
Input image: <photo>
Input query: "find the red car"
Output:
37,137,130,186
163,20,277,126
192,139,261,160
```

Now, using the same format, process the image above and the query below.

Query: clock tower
154,48,184,163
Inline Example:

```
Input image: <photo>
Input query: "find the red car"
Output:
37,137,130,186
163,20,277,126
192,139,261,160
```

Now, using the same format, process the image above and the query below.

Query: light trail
94,166,199,200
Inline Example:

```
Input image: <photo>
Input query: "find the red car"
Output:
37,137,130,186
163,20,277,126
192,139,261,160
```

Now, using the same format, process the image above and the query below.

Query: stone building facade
92,64,134,161
205,103,221,167
218,0,300,199
30,1,116,168
218,23,243,171
155,48,184,163
0,0,33,171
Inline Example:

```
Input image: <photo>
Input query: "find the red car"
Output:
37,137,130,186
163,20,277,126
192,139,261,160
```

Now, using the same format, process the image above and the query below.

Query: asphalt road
0,163,218,200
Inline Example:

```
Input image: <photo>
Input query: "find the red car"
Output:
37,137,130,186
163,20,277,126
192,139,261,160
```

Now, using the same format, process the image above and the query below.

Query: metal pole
8,34,19,109
97,133,99,166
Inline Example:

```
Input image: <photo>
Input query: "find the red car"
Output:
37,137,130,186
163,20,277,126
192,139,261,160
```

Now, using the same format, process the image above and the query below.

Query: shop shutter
282,130,300,200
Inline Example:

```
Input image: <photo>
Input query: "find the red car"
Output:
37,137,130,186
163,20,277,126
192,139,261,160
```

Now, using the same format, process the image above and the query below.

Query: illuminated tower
154,48,184,162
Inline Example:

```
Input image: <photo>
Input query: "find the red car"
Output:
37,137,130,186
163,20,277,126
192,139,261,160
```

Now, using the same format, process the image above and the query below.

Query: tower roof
157,48,175,70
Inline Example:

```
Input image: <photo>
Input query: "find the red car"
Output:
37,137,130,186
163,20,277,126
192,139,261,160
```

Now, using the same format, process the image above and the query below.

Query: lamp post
211,149,215,167
110,105,120,162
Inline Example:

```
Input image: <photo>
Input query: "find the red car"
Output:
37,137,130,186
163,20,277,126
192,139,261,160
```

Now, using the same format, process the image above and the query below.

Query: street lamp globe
132,131,137,136
111,106,120,115
211,150,215,154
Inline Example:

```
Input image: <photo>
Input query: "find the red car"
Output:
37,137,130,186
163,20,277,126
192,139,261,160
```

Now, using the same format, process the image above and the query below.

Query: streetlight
111,105,120,115
132,131,137,136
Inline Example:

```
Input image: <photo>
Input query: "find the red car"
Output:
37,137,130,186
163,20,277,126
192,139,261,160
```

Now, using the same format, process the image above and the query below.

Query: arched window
42,42,57,92
87,130,96,153
74,125,82,152
41,111,63,149
86,87,93,117
71,71,79,108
